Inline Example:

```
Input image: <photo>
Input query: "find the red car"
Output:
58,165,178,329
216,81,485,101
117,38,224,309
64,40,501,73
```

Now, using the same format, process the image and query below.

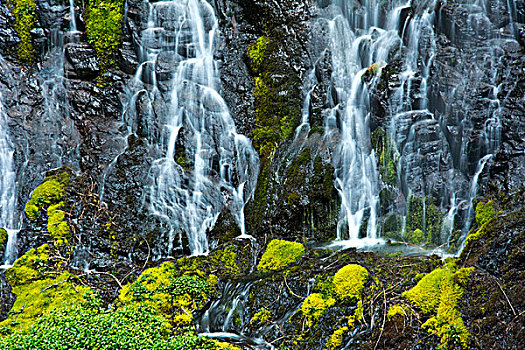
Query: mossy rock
332,264,368,303
118,262,215,329
299,293,335,327
257,239,305,273
1,244,90,331
403,260,473,348
24,172,70,221
475,200,495,226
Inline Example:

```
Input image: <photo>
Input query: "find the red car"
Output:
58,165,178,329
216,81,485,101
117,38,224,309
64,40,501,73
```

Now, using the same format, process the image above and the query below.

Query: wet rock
64,43,100,79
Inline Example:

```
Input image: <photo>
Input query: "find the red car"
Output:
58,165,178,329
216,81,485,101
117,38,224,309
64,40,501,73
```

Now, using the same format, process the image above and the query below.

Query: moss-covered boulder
332,264,369,303
1,244,91,331
257,239,305,273
118,262,216,329
403,260,473,348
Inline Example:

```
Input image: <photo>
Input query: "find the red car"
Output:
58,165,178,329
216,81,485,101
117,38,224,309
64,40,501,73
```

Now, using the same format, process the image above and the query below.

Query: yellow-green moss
0,228,7,245
85,0,124,85
403,262,474,348
403,267,447,314
8,0,36,63
24,172,71,246
249,307,271,326
24,172,70,220
387,304,407,320
325,300,363,349
2,245,90,331
300,293,336,327
177,245,240,277
332,264,368,303
247,36,269,75
118,262,211,329
47,202,71,246
325,326,348,350
346,300,363,330
475,200,495,226
257,239,305,273
5,244,49,286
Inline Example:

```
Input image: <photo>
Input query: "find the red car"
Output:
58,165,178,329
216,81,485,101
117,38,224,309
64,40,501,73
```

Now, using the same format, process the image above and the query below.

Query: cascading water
0,70,20,267
127,0,259,256
313,0,517,251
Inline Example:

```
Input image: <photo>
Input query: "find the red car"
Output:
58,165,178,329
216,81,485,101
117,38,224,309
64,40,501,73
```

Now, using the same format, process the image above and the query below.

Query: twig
506,310,525,332
373,285,387,350
494,279,517,316
283,273,304,299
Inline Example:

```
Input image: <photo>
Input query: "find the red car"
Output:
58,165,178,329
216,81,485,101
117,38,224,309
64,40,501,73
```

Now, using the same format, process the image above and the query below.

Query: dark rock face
0,0,524,347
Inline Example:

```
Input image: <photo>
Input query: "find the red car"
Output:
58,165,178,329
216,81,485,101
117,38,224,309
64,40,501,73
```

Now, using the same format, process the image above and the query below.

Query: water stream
0,71,20,267
124,0,259,255
309,0,516,251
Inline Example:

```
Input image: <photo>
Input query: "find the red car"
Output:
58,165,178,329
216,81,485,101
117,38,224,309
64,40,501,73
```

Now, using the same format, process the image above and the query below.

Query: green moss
257,239,305,273
332,264,368,303
46,202,71,246
24,172,72,246
405,195,443,247
247,36,269,75
475,201,495,226
300,293,336,327
118,262,211,328
324,300,363,349
249,308,271,326
210,246,239,276
403,262,474,348
407,228,425,245
0,228,7,245
5,244,49,287
0,304,237,350
1,245,90,331
24,172,70,221
325,326,348,350
387,304,407,320
8,0,36,63
177,245,240,277
85,0,124,85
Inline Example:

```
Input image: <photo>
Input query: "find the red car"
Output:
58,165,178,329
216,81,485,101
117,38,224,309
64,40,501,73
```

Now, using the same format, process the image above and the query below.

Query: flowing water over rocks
123,0,259,255
0,0,524,348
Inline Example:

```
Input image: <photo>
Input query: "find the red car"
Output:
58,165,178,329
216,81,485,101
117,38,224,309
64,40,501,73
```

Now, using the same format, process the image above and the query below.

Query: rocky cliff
0,0,524,349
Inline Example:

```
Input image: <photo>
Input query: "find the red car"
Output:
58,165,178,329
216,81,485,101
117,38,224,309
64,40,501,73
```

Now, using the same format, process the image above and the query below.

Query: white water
0,64,20,267
312,0,515,250
130,0,259,255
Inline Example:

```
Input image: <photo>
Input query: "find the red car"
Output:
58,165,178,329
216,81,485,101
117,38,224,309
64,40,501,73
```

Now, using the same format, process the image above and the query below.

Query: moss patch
24,171,71,246
85,0,124,85
1,244,90,331
403,260,473,348
257,239,305,273
249,307,271,326
332,264,368,303
475,201,495,226
8,0,36,63
24,172,70,221
300,293,336,327
118,262,214,330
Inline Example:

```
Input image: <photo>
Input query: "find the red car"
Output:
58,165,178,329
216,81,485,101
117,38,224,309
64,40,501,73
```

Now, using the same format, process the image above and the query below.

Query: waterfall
129,0,258,256
312,0,516,249
0,62,19,267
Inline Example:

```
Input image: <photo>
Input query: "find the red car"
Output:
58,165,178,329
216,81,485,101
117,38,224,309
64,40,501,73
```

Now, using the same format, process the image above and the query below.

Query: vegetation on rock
8,0,36,62
403,260,473,348
0,303,238,350
332,264,368,303
257,239,305,273
24,171,71,246
1,244,91,332
85,0,124,85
